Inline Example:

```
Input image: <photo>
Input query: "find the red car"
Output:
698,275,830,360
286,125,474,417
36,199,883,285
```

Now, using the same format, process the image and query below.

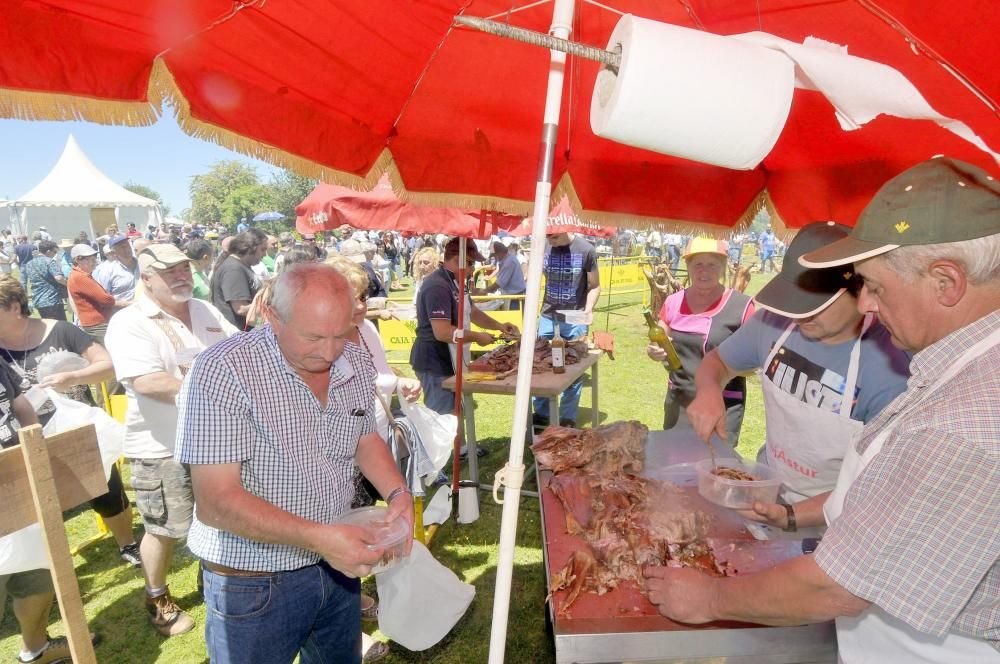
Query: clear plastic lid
334,506,410,573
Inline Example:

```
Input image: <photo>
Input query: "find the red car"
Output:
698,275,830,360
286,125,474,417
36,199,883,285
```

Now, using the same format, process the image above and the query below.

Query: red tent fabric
508,196,615,238
2,1,998,232
295,175,519,239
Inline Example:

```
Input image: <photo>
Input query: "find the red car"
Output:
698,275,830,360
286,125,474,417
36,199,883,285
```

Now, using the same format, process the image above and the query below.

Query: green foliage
123,181,171,217
267,170,317,223
188,161,260,229
220,183,273,228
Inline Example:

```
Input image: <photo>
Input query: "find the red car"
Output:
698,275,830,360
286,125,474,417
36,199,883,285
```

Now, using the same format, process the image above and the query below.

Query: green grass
1,264,775,663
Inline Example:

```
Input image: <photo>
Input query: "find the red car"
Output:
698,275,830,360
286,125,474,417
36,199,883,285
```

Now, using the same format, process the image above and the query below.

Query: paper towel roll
590,15,795,170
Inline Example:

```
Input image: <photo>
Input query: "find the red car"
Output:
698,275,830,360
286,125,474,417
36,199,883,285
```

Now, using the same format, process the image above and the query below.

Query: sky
0,113,280,216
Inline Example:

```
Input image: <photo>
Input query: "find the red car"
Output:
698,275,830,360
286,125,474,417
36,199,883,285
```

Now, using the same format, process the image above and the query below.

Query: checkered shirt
815,310,1000,650
176,324,377,571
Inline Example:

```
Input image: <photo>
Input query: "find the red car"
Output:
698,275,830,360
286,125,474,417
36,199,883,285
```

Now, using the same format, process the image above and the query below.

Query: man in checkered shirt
644,157,1000,662
176,263,414,664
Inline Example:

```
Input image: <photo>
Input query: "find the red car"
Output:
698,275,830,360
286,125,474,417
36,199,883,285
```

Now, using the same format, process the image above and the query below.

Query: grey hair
269,262,351,322
875,233,1000,285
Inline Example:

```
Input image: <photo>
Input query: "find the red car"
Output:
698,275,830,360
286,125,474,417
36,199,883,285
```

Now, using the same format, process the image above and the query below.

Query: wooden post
16,425,100,664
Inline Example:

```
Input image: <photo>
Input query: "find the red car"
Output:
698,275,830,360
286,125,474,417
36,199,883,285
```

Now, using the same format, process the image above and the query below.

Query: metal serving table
442,349,602,484
539,425,837,663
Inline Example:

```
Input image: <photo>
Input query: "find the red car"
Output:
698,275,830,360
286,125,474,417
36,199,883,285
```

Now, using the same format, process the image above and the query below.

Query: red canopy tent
2,1,997,234
508,195,615,238
294,174,519,239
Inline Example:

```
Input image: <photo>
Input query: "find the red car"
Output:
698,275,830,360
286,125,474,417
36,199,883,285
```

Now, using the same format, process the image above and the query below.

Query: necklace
0,318,38,377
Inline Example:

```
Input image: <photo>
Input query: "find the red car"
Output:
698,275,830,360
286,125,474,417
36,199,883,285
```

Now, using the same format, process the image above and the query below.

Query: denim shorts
129,456,193,538
203,560,361,664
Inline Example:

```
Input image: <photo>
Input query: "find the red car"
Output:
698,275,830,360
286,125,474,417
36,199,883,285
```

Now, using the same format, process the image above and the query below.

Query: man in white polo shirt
106,243,238,637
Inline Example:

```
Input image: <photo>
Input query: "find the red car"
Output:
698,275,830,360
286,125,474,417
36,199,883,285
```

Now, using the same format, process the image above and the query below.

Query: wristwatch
782,502,797,532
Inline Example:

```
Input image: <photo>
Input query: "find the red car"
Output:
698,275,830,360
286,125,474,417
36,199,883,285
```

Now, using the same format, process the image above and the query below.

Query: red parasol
2,1,997,233
508,195,615,238
295,174,520,239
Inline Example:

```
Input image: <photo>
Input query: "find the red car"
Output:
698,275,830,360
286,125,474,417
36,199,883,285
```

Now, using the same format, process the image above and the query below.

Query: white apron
760,317,870,501
825,327,1000,664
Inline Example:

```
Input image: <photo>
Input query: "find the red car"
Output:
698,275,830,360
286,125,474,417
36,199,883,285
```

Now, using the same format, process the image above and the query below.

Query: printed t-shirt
0,361,24,448
541,236,598,317
719,309,910,422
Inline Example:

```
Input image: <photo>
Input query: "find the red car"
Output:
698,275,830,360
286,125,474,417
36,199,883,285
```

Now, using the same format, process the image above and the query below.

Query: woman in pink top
647,238,754,446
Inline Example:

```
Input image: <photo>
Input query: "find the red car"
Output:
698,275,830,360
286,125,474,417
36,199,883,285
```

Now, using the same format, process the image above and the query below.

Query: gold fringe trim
1,59,791,235
0,86,159,126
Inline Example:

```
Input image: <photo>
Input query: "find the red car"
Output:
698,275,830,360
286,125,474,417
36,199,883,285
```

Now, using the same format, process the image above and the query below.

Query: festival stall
2,3,998,663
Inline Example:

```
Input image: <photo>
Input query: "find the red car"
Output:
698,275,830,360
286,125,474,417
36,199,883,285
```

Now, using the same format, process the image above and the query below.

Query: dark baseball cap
444,237,485,262
800,157,1000,268
754,221,858,318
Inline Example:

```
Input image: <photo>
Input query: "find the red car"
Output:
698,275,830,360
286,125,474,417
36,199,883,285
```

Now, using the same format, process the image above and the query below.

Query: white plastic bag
41,389,124,479
0,524,49,574
376,541,475,650
397,393,456,478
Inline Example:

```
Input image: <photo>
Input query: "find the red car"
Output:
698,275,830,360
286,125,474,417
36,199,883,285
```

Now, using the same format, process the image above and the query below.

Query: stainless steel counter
539,424,837,663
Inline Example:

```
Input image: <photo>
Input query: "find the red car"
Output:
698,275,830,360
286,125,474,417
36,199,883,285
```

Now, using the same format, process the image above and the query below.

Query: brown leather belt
202,561,273,577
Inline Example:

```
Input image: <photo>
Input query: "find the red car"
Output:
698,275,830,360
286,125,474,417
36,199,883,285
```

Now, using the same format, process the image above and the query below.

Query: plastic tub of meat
387,303,417,320
334,506,410,573
694,458,782,509
646,462,700,487
556,309,593,326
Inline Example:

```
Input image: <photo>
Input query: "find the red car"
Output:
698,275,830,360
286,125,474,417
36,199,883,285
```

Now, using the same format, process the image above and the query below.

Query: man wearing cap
532,232,600,429
106,244,238,638
411,237,519,415
687,222,910,505
647,158,1000,662
93,234,140,302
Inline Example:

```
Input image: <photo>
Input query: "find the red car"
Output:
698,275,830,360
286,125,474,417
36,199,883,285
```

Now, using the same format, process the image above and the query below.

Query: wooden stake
19,425,97,664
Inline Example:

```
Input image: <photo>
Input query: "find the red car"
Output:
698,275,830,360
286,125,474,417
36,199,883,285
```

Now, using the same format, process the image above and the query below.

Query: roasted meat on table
530,421,648,475
537,420,727,616
467,337,589,376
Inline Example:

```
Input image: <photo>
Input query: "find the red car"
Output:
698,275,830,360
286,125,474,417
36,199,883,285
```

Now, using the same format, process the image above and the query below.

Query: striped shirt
176,324,377,572
815,310,1000,650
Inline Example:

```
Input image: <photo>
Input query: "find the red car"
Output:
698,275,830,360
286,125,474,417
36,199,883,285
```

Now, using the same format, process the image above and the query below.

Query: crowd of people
0,156,997,664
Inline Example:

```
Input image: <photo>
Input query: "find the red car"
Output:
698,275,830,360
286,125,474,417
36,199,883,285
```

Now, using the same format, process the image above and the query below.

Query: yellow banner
598,261,645,290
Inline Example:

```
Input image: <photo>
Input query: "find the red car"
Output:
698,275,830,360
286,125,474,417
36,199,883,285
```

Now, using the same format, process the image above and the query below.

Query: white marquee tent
7,134,162,240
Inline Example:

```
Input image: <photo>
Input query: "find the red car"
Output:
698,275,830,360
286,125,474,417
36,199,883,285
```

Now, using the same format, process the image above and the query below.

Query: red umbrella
508,195,616,238
2,0,997,233
294,174,519,239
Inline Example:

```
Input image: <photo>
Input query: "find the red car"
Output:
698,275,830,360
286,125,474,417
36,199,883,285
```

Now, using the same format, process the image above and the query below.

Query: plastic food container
334,506,410,573
646,462,700,487
556,309,592,326
695,458,782,509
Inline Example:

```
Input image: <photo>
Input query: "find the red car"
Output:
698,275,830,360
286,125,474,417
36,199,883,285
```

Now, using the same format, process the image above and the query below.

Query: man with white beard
106,244,238,637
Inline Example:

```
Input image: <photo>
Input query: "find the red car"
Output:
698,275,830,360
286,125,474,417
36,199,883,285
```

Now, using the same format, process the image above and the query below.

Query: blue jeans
666,245,681,275
416,370,456,415
203,561,361,664
533,317,589,424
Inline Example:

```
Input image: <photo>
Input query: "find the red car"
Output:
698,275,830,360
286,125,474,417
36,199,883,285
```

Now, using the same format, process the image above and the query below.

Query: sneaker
559,418,577,428
146,588,196,637
458,445,488,459
119,543,142,568
18,633,99,664
531,413,549,434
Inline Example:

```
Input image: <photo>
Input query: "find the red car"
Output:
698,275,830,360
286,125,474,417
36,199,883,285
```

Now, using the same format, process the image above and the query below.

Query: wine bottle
643,309,681,371
550,316,566,374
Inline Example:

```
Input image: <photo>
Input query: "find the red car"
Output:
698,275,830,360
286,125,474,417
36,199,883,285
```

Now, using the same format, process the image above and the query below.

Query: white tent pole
487,0,575,661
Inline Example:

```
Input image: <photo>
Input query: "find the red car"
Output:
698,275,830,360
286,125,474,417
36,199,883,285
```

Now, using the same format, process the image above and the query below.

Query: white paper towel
590,15,795,171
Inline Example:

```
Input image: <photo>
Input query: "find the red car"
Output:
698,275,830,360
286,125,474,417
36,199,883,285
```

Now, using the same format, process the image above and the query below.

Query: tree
268,170,317,225
188,161,260,229
123,181,171,217
221,183,273,228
